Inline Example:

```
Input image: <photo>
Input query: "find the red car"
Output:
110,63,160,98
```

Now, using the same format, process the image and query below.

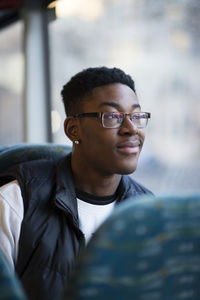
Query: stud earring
74,140,80,145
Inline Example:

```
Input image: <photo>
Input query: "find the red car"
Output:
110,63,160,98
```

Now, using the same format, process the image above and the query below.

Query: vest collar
55,153,79,227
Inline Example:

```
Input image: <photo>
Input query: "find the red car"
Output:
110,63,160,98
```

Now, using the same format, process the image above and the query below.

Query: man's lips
116,139,141,154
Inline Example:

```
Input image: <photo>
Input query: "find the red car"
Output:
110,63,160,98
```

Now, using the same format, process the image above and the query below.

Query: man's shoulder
1,159,55,180
18,158,58,178
0,156,68,186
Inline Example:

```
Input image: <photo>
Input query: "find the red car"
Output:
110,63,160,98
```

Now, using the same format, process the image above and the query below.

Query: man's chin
116,164,138,175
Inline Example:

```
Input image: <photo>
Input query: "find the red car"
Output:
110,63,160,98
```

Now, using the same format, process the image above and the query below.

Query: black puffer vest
0,153,153,300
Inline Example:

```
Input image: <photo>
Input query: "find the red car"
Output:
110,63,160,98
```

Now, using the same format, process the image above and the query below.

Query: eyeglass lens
102,112,148,128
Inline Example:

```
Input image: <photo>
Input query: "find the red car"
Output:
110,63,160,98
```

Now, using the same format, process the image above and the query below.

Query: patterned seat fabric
65,194,200,300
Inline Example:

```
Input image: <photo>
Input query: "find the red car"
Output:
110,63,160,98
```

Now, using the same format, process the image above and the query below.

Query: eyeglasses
73,112,151,129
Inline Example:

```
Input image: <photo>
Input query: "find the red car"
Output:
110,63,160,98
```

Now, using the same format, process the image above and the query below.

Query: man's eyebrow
98,102,141,109
132,103,141,109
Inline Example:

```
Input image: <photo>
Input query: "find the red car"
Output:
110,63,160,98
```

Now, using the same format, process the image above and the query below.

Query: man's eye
113,114,122,119
106,114,115,119
132,114,143,119
106,114,118,119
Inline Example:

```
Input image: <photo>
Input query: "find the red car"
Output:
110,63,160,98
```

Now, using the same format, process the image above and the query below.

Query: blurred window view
0,0,200,195
0,21,24,145
49,0,200,195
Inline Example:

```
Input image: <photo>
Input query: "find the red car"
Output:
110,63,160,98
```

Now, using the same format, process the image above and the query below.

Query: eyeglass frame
72,111,151,129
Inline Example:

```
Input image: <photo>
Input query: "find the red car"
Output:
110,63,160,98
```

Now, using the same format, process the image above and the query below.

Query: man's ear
64,117,79,142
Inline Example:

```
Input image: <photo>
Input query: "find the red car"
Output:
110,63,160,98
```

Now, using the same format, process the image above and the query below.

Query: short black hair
61,66,136,116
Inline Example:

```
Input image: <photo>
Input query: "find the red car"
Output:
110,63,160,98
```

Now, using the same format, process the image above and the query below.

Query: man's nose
118,116,138,135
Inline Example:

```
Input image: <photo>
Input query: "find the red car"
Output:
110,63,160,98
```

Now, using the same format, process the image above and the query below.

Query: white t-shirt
0,180,115,269
77,197,115,243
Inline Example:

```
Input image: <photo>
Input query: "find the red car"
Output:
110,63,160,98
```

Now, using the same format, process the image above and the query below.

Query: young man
0,67,152,299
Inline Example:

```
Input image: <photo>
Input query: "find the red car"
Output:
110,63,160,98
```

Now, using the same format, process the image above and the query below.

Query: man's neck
71,162,122,197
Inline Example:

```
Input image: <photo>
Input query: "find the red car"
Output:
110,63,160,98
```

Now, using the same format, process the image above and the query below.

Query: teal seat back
0,143,71,174
0,249,26,300
65,194,200,300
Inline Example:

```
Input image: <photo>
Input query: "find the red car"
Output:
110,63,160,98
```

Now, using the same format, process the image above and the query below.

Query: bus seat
0,249,26,300
0,143,71,174
64,194,200,300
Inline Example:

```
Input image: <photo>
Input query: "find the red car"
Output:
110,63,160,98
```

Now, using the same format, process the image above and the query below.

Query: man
0,67,153,299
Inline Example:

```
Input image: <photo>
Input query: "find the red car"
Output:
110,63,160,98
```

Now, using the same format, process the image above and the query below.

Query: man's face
72,83,145,176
